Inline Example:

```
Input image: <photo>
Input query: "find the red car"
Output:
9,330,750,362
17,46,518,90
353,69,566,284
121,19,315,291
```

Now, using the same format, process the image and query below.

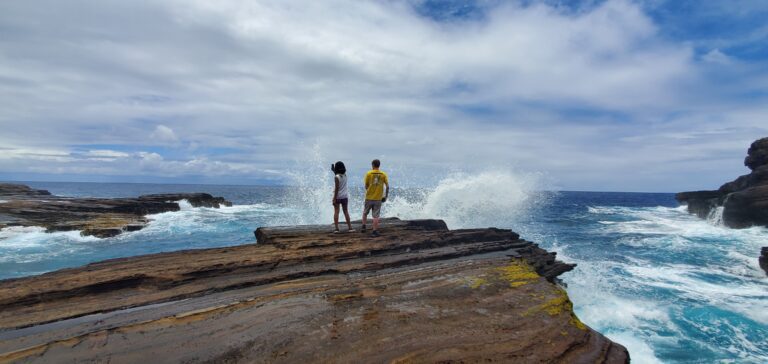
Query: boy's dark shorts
334,198,348,208
363,199,382,218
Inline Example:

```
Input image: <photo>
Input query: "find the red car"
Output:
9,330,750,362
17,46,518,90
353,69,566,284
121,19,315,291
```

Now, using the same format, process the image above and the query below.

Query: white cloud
0,147,75,163
150,125,178,143
0,0,766,190
702,49,731,64
84,149,130,160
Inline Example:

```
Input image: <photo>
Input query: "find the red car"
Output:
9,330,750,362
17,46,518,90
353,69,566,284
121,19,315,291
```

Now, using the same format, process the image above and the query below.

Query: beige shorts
363,199,382,218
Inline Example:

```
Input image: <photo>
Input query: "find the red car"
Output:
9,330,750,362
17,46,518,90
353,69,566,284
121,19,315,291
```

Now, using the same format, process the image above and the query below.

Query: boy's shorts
334,198,348,208
363,199,382,218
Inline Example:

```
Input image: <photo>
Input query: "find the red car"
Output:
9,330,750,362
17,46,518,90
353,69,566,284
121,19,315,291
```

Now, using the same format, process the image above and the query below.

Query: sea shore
0,215,628,363
0,183,231,238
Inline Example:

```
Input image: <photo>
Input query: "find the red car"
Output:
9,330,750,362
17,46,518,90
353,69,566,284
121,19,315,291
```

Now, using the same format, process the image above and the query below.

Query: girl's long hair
331,161,346,175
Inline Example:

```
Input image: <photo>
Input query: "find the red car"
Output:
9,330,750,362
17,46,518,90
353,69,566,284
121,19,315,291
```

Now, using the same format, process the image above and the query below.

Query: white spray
706,206,724,227
385,171,545,229
276,146,547,230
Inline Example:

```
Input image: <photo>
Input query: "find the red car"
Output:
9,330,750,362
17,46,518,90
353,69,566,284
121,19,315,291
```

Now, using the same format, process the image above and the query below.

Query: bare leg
342,205,352,230
373,216,379,231
362,212,367,228
333,204,340,231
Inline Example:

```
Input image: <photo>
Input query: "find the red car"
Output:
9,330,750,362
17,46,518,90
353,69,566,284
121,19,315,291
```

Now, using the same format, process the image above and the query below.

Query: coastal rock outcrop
675,138,768,276
0,218,628,363
676,137,768,228
0,183,232,237
0,183,51,197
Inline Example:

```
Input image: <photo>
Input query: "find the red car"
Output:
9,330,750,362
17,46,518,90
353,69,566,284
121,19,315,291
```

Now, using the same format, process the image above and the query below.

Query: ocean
1,174,766,363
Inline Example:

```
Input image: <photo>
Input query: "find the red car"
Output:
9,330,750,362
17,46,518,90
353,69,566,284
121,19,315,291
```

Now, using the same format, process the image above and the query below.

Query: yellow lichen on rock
495,259,540,288
541,294,570,316
468,277,488,289
467,259,542,289
570,315,588,331
521,287,589,331
489,260,589,332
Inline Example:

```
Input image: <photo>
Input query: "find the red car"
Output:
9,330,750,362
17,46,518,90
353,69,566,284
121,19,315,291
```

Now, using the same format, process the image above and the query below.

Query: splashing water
386,171,546,229
274,144,337,226
707,206,725,226
270,144,546,229
276,162,546,229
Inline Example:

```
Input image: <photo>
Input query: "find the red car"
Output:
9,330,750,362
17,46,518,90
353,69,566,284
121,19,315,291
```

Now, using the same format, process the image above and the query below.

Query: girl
331,161,354,233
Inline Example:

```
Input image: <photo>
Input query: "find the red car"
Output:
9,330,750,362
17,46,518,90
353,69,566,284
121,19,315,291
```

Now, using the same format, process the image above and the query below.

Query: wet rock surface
0,218,628,363
676,137,768,228
0,183,231,237
760,247,768,276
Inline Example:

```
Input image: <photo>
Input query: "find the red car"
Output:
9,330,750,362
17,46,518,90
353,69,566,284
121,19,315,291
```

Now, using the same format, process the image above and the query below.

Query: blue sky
1,0,767,191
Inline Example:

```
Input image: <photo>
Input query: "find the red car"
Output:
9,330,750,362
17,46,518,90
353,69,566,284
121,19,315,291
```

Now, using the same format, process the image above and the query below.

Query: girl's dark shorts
334,198,349,208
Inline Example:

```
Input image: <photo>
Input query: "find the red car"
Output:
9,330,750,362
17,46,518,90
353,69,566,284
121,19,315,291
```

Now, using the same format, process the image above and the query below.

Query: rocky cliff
675,137,768,275
676,137,768,228
0,218,628,363
0,183,232,237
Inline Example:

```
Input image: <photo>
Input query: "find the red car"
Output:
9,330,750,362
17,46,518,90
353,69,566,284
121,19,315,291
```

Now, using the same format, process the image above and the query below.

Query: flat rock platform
0,218,628,363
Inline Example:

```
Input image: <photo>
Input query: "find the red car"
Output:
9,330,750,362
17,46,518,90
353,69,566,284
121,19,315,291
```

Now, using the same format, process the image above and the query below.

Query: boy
361,159,389,237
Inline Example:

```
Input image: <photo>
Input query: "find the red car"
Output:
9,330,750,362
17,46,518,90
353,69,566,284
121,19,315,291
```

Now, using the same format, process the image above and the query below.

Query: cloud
150,125,178,143
702,49,732,64
0,0,766,191
81,149,131,162
84,150,130,159
0,147,75,163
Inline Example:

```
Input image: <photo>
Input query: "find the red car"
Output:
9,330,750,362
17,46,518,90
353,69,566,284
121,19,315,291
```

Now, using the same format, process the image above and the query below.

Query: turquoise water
517,192,767,363
0,180,766,362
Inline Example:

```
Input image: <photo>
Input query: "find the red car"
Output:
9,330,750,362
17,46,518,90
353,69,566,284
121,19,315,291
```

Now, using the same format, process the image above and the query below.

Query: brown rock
0,218,628,363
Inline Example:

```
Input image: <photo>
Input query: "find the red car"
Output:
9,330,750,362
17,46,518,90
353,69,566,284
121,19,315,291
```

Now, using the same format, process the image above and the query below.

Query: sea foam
558,204,768,362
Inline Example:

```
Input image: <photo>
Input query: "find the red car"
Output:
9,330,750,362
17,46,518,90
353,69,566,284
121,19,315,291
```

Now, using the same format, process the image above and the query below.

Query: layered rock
0,183,232,237
0,218,629,363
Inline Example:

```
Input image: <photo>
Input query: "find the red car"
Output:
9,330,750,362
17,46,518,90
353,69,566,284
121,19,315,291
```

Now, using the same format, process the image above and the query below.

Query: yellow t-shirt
364,169,388,201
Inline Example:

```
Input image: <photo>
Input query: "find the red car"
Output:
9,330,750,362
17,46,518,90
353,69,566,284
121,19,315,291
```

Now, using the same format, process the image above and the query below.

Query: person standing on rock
361,159,389,237
331,161,354,233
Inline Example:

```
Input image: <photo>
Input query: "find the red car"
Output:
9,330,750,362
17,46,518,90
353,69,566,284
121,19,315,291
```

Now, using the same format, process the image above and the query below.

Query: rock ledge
0,218,628,363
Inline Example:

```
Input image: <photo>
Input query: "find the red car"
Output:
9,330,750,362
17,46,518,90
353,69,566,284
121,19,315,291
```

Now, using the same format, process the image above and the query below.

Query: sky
1,0,767,192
